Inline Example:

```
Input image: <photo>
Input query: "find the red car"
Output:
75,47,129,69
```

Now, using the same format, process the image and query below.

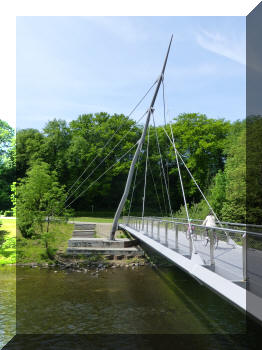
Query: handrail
122,215,248,282
123,216,246,234
142,216,262,229
123,216,262,236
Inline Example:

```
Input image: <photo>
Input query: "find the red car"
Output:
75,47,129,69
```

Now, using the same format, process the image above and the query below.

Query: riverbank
0,219,16,265
1,218,149,268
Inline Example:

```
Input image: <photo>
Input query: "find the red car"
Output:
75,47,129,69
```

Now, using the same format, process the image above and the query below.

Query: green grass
16,222,74,264
0,219,16,265
70,216,113,223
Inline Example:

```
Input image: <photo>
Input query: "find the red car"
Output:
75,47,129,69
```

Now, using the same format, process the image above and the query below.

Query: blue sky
16,16,245,129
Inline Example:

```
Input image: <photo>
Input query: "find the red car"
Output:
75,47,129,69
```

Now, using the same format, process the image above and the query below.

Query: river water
0,266,15,349
1,263,251,349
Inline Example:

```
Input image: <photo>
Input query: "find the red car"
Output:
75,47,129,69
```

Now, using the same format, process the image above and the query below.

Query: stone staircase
72,223,96,238
66,223,143,258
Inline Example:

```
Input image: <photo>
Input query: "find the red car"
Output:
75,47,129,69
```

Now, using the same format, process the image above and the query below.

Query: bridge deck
155,225,243,282
119,217,246,312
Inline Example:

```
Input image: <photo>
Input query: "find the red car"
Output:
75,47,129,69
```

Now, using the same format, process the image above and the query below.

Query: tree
10,182,16,216
246,115,262,224
0,120,15,210
17,162,68,238
221,128,246,222
160,113,230,211
16,128,45,179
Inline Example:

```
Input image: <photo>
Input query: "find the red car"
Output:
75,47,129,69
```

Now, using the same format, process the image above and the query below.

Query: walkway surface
151,225,243,282
119,217,247,313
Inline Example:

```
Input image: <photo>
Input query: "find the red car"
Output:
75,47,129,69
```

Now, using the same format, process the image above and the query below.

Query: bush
41,247,57,261
2,237,16,249
4,210,13,217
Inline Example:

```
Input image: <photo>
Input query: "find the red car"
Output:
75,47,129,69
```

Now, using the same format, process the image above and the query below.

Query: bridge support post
210,229,215,266
165,222,168,246
189,232,193,256
175,224,178,250
151,220,154,238
242,233,247,281
157,221,160,241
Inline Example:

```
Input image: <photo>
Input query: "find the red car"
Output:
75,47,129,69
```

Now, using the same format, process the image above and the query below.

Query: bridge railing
139,216,262,233
121,216,247,281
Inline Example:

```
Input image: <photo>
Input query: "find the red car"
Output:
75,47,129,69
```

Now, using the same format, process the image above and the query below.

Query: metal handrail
141,215,262,229
123,216,262,237
123,216,246,235
122,215,248,282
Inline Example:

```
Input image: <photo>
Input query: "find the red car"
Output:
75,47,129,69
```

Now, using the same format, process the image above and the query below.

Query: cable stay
127,144,143,220
168,123,194,247
162,125,236,247
152,111,174,219
66,79,158,197
63,141,139,211
65,110,148,203
148,159,164,217
141,125,150,228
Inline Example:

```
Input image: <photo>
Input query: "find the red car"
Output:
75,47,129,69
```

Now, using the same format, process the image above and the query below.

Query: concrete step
68,238,138,248
66,246,144,256
74,224,96,230
72,230,95,238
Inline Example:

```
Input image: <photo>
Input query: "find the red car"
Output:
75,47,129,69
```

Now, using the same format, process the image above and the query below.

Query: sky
16,16,246,130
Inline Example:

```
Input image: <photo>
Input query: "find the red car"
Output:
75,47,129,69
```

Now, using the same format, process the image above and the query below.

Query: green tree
160,113,230,212
0,120,15,210
221,128,246,222
10,182,16,216
16,128,45,179
246,115,262,224
17,162,68,238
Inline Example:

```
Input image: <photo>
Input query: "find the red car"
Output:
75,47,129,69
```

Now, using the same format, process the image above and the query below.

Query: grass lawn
0,219,16,265
17,222,74,264
70,217,113,223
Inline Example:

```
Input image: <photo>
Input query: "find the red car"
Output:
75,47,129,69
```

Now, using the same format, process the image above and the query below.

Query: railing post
146,219,149,234
151,220,154,237
242,233,247,281
175,224,178,250
139,219,141,231
165,222,168,246
157,221,160,241
210,229,215,266
189,229,192,255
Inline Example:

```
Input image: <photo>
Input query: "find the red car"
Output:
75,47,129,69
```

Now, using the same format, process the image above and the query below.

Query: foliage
16,221,74,263
174,120,246,223
0,120,15,210
0,219,16,265
17,161,68,238
10,182,16,216
246,116,262,224
12,112,250,224
221,126,246,222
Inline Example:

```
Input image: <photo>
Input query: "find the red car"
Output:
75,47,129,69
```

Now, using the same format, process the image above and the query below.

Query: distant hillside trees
0,119,15,211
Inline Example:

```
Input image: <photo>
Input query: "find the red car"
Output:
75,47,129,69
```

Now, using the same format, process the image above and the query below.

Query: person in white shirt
202,211,216,227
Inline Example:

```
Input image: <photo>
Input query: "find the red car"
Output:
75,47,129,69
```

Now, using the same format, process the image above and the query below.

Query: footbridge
63,37,262,323
120,216,248,312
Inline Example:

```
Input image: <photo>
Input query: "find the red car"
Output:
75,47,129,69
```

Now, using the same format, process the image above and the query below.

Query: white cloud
196,29,245,65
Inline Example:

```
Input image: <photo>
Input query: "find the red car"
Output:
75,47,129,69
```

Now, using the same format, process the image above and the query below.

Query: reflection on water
16,265,245,335
0,266,16,349
1,264,249,349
